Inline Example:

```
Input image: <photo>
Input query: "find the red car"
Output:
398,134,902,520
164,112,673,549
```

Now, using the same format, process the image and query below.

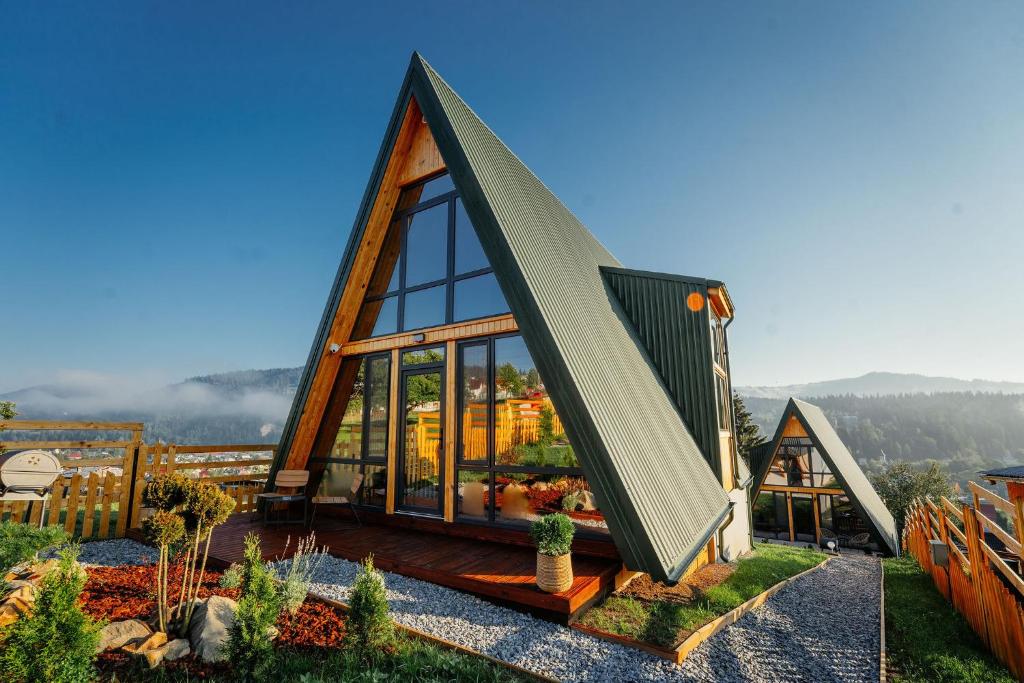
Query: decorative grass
579,542,826,648
883,555,1014,683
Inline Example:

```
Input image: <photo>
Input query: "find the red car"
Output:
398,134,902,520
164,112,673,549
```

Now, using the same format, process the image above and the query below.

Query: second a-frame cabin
750,398,899,555
269,53,752,590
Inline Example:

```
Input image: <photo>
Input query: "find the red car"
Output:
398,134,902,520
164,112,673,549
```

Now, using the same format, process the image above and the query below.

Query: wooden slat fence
903,483,1024,679
0,420,275,538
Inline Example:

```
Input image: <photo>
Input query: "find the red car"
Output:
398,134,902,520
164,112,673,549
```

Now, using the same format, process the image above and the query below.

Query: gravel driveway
77,539,881,682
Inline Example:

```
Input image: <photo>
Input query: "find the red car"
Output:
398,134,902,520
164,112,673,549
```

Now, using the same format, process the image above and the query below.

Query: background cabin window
709,312,726,368
455,333,603,534
715,371,731,431
355,173,510,339
324,353,390,506
764,437,835,487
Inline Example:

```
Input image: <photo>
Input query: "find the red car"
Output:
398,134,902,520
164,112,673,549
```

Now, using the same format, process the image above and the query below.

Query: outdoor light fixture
411,333,426,343
328,343,341,354
928,539,950,568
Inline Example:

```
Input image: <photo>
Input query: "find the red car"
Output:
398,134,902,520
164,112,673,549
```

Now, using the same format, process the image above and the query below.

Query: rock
98,619,152,652
533,482,549,491
143,638,190,668
5,583,36,604
267,625,279,640
25,558,59,581
122,630,168,654
188,595,237,662
0,603,21,628
578,490,597,511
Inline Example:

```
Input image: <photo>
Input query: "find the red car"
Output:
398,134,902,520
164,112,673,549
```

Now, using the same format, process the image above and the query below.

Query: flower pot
536,551,573,593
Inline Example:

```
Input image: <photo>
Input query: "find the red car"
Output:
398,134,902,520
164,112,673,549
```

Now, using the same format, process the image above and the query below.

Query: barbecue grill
0,450,62,525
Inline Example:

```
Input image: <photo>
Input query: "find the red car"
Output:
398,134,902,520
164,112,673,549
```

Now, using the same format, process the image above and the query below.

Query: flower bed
80,564,348,680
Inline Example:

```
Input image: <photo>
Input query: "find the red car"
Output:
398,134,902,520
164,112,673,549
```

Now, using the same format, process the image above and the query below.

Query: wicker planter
536,551,573,593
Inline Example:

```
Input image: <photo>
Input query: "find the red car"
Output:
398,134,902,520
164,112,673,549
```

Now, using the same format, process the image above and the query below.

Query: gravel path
73,539,880,682
284,551,881,682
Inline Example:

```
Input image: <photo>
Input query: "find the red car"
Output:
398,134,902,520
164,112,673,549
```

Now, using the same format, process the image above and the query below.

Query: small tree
179,480,236,629
0,544,101,683
345,554,393,658
872,461,954,536
530,513,575,557
0,401,16,456
141,510,185,633
226,533,282,682
732,393,766,465
496,363,524,397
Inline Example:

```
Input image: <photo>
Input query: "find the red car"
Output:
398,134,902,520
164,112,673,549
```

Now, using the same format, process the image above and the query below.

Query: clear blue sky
3,1,1023,392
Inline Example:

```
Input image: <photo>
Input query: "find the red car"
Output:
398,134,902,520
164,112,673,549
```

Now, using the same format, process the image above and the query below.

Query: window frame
313,352,392,508
360,174,506,338
454,332,603,533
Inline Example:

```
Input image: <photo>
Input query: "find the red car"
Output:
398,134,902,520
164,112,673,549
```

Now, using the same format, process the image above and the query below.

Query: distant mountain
0,368,304,444
736,371,1024,399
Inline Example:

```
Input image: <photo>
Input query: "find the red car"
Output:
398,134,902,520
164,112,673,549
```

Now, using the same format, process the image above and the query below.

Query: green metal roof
601,267,723,479
275,53,730,582
753,398,900,556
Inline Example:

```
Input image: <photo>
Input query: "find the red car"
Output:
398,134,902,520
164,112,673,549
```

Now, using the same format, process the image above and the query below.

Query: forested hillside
742,392,1024,490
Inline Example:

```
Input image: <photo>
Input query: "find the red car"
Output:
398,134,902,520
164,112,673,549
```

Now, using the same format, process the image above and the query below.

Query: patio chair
308,464,364,530
254,469,309,525
848,532,871,549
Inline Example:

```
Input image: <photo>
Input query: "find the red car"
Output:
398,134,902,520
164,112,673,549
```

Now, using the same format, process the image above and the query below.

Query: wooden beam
386,348,400,514
812,493,821,545
341,314,517,357
284,96,447,470
0,420,144,431
786,492,795,542
761,484,845,496
444,340,457,522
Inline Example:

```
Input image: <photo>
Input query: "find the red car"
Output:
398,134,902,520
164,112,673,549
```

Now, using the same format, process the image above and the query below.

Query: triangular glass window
354,172,511,339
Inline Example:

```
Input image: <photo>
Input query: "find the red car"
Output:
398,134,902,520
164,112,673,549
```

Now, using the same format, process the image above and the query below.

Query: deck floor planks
202,513,619,619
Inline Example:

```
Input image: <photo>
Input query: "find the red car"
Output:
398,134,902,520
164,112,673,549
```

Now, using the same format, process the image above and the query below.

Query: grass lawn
105,633,528,682
883,555,1014,683
579,542,826,648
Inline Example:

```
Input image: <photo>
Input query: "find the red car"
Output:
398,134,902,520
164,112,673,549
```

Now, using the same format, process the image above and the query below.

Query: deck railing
903,484,1024,679
0,420,275,539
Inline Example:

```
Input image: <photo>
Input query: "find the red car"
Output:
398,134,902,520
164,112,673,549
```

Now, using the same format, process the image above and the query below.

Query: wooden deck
202,513,621,622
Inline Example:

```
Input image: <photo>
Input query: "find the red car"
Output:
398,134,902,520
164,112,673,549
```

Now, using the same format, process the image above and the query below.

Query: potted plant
530,513,575,593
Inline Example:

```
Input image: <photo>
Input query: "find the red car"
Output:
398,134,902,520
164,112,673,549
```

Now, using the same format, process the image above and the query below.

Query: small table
255,492,308,525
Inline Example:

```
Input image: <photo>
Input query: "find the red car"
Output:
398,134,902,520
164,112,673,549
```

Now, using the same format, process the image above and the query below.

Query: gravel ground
45,538,155,566
73,539,880,682
280,551,881,682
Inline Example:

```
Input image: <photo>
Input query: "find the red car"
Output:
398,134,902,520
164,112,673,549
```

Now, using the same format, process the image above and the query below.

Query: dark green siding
602,267,721,479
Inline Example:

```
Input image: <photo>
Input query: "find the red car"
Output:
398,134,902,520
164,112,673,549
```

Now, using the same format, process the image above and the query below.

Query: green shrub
561,491,582,512
345,555,394,657
0,522,67,576
219,563,242,589
142,473,189,512
276,533,325,615
530,513,574,556
0,544,101,683
226,533,283,682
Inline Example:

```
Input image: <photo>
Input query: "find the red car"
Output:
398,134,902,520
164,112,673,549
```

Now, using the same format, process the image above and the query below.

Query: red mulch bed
81,563,346,680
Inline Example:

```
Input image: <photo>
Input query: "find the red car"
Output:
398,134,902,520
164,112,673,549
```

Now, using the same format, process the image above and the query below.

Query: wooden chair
309,465,364,529
254,469,309,525
848,532,871,549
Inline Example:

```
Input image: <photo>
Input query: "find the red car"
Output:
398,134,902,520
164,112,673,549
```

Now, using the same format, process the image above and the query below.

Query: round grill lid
0,449,63,489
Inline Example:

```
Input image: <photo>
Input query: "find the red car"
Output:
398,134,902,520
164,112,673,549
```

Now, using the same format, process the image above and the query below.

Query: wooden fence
903,483,1024,679
0,420,275,539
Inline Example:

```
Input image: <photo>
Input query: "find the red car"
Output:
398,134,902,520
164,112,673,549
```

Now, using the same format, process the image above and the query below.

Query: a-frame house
750,398,899,555
269,53,751,586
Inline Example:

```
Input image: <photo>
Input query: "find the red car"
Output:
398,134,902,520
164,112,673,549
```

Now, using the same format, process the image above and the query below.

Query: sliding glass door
397,348,445,516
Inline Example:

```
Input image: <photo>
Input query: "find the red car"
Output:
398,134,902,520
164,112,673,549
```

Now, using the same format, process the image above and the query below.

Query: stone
122,630,168,654
25,558,59,581
188,595,237,662
143,638,190,668
0,603,21,628
5,583,36,604
98,619,152,652
578,490,597,511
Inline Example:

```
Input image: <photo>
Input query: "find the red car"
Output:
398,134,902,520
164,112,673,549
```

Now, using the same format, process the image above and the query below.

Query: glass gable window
454,333,603,535
323,354,391,507
764,437,835,487
355,173,510,339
